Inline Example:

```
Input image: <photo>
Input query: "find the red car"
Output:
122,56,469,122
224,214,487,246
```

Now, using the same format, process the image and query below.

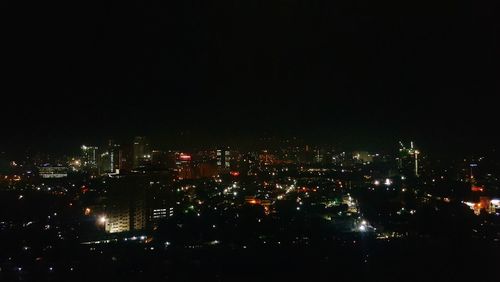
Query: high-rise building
104,205,130,233
81,145,98,169
103,177,147,233
148,202,175,229
108,140,121,172
217,148,231,171
99,141,121,174
133,136,151,168
133,199,146,231
99,151,111,173
119,144,133,172
176,152,193,179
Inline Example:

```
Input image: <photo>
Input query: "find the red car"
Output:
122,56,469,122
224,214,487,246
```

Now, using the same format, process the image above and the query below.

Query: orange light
264,206,270,215
471,186,484,192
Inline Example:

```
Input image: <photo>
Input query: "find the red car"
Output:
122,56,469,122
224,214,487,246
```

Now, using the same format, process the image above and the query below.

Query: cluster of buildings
73,137,238,179
2,138,498,238
41,137,418,182
2,136,499,282
71,139,424,235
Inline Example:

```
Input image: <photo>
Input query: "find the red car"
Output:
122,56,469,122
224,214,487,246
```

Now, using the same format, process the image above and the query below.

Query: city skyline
2,133,499,162
1,1,498,281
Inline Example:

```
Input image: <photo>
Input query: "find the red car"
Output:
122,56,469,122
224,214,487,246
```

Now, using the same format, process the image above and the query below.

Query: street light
99,216,107,224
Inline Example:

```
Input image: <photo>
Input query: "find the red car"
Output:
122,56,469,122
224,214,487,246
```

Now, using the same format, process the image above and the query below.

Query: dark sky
3,1,499,155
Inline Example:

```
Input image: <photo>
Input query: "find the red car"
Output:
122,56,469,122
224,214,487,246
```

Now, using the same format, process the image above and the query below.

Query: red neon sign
179,154,192,161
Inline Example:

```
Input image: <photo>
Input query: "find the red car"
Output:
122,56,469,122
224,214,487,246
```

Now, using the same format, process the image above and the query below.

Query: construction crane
398,141,420,177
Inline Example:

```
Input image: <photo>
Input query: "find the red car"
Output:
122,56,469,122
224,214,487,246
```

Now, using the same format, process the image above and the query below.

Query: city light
2,134,499,280
179,154,192,161
99,216,107,224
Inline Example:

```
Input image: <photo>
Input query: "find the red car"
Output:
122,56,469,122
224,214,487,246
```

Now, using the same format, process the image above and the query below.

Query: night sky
3,1,498,155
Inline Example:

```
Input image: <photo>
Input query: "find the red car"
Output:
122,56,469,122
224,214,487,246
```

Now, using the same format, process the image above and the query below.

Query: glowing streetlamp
99,216,107,224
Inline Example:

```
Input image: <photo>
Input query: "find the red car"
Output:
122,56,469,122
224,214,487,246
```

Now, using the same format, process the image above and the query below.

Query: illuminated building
491,199,500,213
463,197,500,216
217,148,231,171
68,158,82,171
313,147,333,164
149,207,174,228
104,206,130,233
38,165,68,179
173,152,220,179
342,195,359,213
353,151,373,164
103,199,146,234
99,141,121,174
133,136,150,168
100,152,111,173
331,152,344,165
176,153,193,179
81,145,98,168
100,176,148,233
108,140,121,172
397,141,420,178
151,208,168,220
148,191,176,228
